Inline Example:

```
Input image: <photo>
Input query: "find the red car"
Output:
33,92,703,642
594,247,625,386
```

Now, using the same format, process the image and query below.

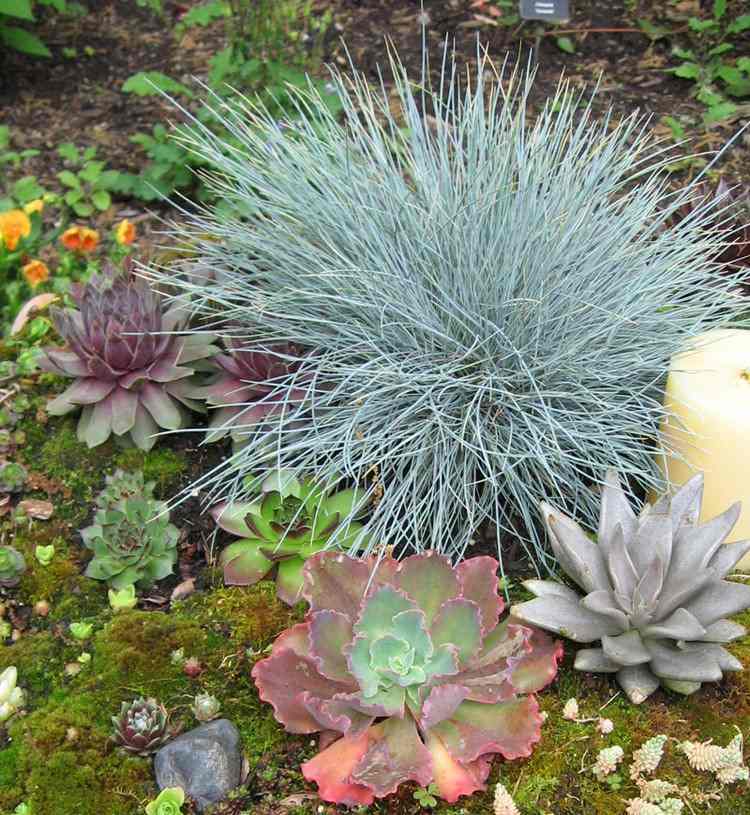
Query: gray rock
154,719,242,811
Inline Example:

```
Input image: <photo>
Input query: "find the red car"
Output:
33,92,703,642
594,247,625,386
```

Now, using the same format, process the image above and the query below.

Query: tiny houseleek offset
252,551,562,805
512,470,750,703
211,470,368,604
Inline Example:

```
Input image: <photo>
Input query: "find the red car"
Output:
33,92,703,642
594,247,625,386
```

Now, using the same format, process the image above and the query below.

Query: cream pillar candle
658,328,750,572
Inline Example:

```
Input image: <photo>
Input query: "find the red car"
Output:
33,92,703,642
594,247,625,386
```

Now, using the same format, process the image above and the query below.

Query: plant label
519,0,571,22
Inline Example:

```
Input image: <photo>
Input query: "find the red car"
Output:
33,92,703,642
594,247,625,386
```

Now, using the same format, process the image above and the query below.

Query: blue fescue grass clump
147,46,749,573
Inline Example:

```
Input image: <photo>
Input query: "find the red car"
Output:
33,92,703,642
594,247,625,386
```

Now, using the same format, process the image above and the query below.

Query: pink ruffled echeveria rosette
38,265,217,450
252,551,563,805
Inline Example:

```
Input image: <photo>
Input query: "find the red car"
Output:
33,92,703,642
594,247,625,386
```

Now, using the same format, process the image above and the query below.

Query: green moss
0,632,65,701
22,749,152,815
113,447,187,493
179,582,301,649
21,417,114,521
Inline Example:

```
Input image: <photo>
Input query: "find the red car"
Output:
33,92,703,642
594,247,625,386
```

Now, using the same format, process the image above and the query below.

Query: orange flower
61,226,99,253
0,209,31,251
114,218,136,246
22,259,50,289
23,199,44,216
80,227,99,252
61,226,83,251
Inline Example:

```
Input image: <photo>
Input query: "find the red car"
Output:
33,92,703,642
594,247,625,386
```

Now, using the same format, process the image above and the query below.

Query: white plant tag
519,0,571,22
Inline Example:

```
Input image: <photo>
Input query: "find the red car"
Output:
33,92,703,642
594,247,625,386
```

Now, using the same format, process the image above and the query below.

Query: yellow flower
22,259,50,289
0,209,31,251
114,218,136,246
23,199,44,216
61,226,99,253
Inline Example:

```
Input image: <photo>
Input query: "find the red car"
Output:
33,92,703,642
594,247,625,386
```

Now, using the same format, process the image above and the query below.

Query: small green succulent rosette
145,786,184,815
0,545,26,587
211,470,368,604
81,497,179,590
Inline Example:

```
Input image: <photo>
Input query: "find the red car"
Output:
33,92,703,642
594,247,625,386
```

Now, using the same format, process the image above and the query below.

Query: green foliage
640,1,750,124
80,468,179,589
0,0,68,57
56,142,121,217
115,0,337,211
135,0,163,16
0,126,39,194
174,0,228,31
413,783,439,808
121,71,193,98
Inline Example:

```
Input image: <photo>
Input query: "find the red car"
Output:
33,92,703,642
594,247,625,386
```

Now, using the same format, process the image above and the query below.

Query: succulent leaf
253,551,561,804
514,470,750,703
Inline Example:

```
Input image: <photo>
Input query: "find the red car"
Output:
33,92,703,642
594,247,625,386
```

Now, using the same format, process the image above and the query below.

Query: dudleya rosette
252,551,562,805
512,470,750,703
39,265,216,449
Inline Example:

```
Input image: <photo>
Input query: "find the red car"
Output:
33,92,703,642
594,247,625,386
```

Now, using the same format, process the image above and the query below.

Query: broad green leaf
713,0,726,19
91,189,110,210
177,0,227,29
672,62,700,79
122,71,193,98
707,43,733,57
0,125,10,148
73,201,94,217
64,189,82,204
727,15,750,34
703,101,737,124
725,77,750,97
57,169,80,188
716,65,744,85
696,86,723,106
662,115,686,142
0,0,34,21
57,142,79,162
0,26,50,57
12,175,43,202
208,46,233,84
672,47,695,60
688,17,718,32
78,161,103,183
555,36,575,54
